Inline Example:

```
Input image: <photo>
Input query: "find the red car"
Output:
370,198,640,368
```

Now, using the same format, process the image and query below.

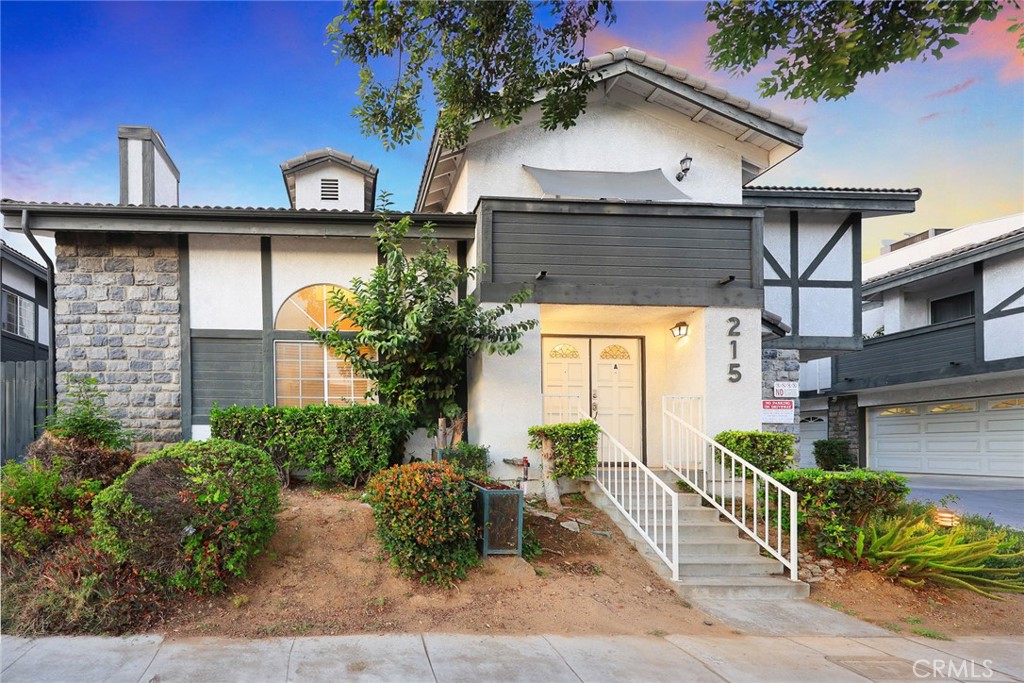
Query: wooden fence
1,360,51,462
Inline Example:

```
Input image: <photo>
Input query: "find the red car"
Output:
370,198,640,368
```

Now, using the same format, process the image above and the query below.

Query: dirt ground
810,566,1024,638
160,487,1024,639
161,487,724,638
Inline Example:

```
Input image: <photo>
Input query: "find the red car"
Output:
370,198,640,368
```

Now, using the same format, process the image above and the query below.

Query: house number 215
726,317,741,383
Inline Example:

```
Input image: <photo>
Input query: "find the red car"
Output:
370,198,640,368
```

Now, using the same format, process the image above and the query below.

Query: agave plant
845,513,1024,600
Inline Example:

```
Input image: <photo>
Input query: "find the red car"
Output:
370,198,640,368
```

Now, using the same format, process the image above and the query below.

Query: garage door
798,414,827,468
869,396,1024,477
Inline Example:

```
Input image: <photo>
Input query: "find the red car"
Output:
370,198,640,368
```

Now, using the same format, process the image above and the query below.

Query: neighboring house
1,241,49,362
801,213,1024,477
1,48,919,479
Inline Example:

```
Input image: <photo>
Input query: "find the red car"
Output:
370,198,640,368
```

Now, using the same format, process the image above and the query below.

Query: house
1,240,50,363
0,48,919,479
801,214,1024,477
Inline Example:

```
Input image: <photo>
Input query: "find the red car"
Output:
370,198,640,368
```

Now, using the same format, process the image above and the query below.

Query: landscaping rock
560,521,581,533
806,576,825,583
527,509,558,520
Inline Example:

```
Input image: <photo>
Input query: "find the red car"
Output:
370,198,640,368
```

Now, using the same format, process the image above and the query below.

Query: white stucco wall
701,307,762,436
1,260,36,295
154,151,178,207
448,98,747,212
983,251,1024,361
126,138,143,205
293,164,366,210
270,236,377,318
468,303,543,484
800,287,854,337
794,213,853,281
189,235,263,330
862,302,884,337
799,357,832,392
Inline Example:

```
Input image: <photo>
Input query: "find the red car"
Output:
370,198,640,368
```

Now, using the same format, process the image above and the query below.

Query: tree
316,202,537,428
327,0,614,149
329,1,1020,148
705,1,1020,101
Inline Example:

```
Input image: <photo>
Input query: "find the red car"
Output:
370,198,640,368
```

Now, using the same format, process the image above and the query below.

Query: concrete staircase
584,469,809,601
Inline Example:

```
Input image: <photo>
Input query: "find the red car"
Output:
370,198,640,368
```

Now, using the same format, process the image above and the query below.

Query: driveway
904,474,1024,529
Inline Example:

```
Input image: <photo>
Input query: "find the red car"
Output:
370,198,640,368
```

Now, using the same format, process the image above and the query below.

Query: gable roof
416,46,808,213
280,148,378,209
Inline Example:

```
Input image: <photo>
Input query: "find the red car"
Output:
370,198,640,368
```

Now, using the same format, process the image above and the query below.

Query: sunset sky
2,1,1022,260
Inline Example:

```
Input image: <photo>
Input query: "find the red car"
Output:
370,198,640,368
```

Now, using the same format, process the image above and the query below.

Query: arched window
273,284,370,407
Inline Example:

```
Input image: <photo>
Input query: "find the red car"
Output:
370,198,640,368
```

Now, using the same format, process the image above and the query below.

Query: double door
542,336,644,458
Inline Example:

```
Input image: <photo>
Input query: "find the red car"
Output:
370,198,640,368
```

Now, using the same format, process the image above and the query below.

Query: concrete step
609,492,703,507
640,522,740,541
675,540,765,557
675,576,810,601
676,556,782,577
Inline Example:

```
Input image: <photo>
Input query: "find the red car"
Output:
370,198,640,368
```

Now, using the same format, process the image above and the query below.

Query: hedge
92,439,280,594
527,420,600,479
713,430,795,475
210,403,414,486
813,439,854,470
365,461,477,586
773,468,909,557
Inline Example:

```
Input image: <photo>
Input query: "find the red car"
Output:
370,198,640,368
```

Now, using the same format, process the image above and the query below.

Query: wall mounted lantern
670,321,689,338
675,154,693,181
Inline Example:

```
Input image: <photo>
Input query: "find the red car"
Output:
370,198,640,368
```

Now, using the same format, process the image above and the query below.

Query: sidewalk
2,632,1022,683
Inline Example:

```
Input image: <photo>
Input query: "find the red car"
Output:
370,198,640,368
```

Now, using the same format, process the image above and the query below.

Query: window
599,344,631,360
548,343,579,359
2,290,35,340
878,406,918,416
991,398,1024,410
273,284,371,407
930,291,974,324
929,402,976,413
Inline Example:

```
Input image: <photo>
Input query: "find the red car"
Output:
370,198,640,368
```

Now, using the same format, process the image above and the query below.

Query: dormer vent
320,178,340,201
279,148,378,211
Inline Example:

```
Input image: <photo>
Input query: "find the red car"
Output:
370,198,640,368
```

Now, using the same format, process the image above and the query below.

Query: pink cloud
950,14,1024,82
926,77,979,98
918,112,943,122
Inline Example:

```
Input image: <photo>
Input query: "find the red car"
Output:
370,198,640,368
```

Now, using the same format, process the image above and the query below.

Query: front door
542,336,644,458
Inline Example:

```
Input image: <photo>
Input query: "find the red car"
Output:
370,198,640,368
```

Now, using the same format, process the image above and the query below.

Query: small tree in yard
317,202,537,429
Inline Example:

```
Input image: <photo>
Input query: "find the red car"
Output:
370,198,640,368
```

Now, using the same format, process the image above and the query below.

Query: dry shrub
2,539,171,635
27,431,134,487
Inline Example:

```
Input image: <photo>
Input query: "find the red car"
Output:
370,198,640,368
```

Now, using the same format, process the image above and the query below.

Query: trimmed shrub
366,461,477,586
438,442,490,478
773,468,909,557
527,420,600,479
27,432,134,488
43,376,133,451
92,439,280,594
210,403,413,486
1,539,171,635
1,459,102,560
713,430,795,475
813,439,853,470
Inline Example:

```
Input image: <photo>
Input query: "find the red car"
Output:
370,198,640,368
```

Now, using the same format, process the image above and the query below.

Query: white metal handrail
662,397,799,580
588,412,679,581
541,393,582,425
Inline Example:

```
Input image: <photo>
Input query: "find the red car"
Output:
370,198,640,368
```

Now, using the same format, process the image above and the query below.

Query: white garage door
869,396,1024,477
798,414,828,468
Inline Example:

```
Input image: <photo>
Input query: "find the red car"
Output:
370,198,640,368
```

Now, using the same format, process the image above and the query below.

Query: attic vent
320,178,340,201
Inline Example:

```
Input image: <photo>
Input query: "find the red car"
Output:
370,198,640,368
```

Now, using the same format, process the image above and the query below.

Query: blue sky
2,1,1022,260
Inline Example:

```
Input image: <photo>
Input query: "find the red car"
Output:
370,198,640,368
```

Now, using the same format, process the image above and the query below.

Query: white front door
542,336,644,457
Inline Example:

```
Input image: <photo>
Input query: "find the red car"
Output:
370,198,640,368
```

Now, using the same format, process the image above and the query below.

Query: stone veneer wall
761,348,800,437
827,395,860,466
54,233,182,451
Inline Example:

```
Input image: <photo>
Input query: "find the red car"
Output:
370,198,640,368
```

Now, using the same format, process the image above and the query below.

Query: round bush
366,461,477,586
92,439,280,594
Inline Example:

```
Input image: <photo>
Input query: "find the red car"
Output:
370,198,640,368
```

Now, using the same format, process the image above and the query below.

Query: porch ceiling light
670,321,689,338
675,154,693,182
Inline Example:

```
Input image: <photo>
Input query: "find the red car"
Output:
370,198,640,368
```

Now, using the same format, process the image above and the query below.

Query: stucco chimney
118,126,180,206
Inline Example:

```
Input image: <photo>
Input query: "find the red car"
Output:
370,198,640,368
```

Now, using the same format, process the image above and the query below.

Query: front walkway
2,632,1021,682
905,474,1024,529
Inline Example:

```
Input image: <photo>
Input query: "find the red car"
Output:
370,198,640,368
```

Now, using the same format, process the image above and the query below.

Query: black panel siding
191,337,264,423
490,212,754,289
1,333,44,362
833,320,975,389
